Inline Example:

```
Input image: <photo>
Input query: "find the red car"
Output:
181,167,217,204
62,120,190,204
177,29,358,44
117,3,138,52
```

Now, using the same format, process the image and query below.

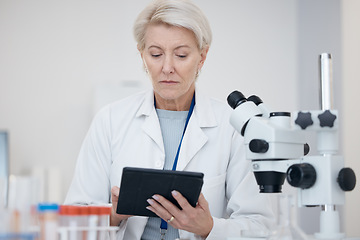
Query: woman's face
140,23,208,110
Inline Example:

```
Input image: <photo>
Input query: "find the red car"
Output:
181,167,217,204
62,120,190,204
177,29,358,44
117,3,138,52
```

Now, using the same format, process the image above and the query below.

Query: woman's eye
177,55,187,58
151,54,161,58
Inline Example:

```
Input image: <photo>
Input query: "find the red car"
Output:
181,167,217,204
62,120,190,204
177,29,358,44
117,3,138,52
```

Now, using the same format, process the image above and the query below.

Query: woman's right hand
110,186,132,226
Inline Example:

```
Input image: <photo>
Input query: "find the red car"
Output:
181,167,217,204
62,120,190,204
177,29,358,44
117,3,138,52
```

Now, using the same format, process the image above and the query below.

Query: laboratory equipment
2,184,117,239
227,53,357,240
37,203,59,240
57,205,116,240
268,194,308,240
0,131,9,209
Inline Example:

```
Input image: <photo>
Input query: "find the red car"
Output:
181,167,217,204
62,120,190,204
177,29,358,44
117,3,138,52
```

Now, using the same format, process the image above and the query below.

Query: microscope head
227,91,308,193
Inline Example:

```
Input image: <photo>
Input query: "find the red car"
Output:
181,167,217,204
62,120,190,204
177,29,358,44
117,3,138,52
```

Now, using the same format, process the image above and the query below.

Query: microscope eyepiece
227,91,247,109
247,95,263,106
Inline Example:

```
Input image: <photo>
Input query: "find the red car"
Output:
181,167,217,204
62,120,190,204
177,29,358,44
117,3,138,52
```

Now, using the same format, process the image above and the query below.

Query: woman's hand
146,191,214,238
110,186,132,226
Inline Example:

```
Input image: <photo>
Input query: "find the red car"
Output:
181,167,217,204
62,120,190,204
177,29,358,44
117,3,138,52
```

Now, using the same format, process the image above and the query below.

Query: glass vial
268,194,308,240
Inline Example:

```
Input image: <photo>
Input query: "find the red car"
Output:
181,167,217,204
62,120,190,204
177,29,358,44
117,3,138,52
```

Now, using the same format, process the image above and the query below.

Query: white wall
0,0,152,201
342,0,360,237
0,0,297,200
296,0,342,234
1,0,358,237
196,0,298,112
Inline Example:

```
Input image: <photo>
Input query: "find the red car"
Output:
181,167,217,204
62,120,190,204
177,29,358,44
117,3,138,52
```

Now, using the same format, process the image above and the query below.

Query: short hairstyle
134,0,212,51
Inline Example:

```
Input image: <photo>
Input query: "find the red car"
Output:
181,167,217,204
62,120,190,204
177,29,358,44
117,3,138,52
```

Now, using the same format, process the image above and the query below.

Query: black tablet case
116,167,204,217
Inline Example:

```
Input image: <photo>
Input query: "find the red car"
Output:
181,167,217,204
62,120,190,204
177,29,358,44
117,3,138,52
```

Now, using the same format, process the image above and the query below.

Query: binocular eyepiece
227,90,264,109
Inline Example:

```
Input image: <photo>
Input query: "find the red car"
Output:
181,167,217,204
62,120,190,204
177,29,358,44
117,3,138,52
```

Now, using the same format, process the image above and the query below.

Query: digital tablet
116,167,204,217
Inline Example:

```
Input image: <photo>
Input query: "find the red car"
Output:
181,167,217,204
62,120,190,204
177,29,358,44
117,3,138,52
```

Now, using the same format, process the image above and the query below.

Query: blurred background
0,0,359,237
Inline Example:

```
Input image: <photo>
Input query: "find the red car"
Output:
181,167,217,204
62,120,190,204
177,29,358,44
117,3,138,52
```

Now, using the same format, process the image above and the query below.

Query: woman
65,0,275,239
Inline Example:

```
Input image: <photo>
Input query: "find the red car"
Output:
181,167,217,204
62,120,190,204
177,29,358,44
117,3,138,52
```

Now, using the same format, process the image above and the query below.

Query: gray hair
134,0,212,51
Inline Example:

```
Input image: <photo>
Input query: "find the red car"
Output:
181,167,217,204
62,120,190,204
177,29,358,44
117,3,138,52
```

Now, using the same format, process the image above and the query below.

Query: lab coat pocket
202,173,226,218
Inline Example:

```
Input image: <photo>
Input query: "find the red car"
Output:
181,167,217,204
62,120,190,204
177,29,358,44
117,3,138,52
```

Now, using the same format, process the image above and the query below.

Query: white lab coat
65,87,275,240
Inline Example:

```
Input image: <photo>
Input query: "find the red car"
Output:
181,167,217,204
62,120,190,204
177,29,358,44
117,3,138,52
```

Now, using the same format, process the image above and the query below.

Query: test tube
79,206,90,240
98,206,111,240
59,205,68,227
37,203,59,240
98,206,111,227
68,206,82,240
8,176,38,233
87,206,99,240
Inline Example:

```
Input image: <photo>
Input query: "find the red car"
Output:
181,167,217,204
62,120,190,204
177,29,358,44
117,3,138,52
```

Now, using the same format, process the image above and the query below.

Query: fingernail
152,195,159,200
172,190,178,196
147,199,154,205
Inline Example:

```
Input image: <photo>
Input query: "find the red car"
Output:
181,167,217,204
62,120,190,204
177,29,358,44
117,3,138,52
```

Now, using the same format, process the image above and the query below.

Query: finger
146,198,174,220
110,186,132,226
171,190,193,212
111,186,120,204
196,193,209,209
153,194,183,216
111,186,120,197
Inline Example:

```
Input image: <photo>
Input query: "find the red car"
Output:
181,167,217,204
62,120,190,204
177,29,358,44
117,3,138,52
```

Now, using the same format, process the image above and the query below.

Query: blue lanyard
155,94,195,239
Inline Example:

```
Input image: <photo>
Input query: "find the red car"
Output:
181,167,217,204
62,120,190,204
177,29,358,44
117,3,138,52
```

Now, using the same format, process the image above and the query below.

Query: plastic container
57,205,116,240
98,206,112,240
87,207,99,240
37,203,59,240
98,206,111,227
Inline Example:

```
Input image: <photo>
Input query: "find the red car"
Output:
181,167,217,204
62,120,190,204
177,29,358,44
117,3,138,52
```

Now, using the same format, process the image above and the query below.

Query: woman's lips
160,80,178,84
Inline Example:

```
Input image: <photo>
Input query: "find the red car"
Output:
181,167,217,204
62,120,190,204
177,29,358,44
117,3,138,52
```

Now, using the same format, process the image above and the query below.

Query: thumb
111,186,120,202
196,193,209,209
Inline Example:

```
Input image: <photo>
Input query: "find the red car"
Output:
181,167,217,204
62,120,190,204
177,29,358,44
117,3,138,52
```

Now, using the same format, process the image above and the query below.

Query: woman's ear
138,44,147,70
198,45,210,69
137,44,143,58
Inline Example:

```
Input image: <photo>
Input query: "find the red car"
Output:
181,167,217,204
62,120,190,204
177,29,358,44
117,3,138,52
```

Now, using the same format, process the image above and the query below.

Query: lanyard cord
171,95,195,171
155,94,195,239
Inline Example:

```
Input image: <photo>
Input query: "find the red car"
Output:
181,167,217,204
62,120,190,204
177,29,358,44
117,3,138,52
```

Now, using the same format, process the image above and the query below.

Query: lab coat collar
136,89,155,118
193,87,218,128
136,86,218,170
136,87,218,128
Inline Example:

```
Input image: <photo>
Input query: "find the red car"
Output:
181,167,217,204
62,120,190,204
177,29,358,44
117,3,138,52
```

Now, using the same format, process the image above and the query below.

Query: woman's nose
162,56,175,74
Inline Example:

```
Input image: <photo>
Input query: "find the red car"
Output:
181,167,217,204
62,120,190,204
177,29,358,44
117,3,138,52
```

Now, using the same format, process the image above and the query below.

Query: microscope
227,53,356,240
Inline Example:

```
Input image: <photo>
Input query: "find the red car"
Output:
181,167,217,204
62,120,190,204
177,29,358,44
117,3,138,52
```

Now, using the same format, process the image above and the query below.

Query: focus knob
338,168,356,191
287,163,316,189
249,139,269,153
304,143,310,155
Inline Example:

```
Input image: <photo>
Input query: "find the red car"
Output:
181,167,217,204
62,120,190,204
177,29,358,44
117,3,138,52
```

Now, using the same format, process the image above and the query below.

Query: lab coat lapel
176,115,208,171
138,90,164,153
176,89,218,171
142,109,164,153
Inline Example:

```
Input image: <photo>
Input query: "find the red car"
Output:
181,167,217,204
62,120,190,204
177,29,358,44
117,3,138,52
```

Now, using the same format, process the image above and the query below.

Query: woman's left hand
146,191,214,238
